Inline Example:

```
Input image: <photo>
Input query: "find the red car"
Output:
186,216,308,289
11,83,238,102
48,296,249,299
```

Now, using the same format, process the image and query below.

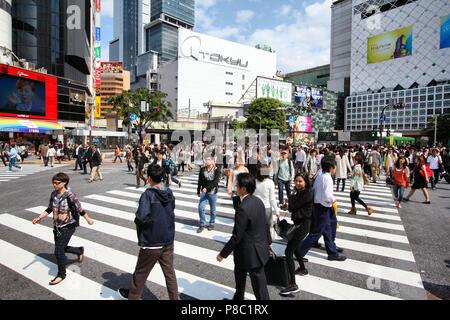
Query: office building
9,0,97,127
0,0,12,64
158,29,277,116
344,0,450,135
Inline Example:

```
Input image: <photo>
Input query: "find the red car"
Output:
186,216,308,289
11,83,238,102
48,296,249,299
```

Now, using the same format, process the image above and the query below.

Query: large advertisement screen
367,26,413,64
100,62,123,73
294,85,323,109
288,115,313,133
256,77,292,105
0,64,58,120
441,14,450,49
0,74,46,116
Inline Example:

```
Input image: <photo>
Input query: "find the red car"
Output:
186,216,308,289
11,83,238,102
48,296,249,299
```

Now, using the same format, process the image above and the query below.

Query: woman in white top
47,145,57,167
254,163,279,235
335,147,352,192
227,158,249,198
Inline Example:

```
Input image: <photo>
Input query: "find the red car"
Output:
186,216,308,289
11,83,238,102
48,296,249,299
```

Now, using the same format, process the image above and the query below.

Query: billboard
100,62,123,73
0,64,57,120
441,14,450,49
367,26,413,64
256,77,292,105
288,115,313,133
294,85,323,109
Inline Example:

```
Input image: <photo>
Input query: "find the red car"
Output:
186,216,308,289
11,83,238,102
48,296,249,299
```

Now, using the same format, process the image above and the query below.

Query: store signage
96,27,101,41
256,77,292,105
96,0,101,12
95,46,101,58
181,36,249,68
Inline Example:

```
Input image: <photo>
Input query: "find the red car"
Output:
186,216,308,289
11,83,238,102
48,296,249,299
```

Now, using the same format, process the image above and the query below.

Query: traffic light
152,106,161,113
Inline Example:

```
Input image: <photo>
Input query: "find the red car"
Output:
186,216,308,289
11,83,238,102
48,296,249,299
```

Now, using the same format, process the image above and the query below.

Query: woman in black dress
404,155,431,204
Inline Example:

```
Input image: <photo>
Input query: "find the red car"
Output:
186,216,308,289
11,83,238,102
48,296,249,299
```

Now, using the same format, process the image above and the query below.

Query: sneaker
117,288,129,300
207,224,215,231
279,284,300,296
197,226,205,234
295,267,309,276
328,255,347,261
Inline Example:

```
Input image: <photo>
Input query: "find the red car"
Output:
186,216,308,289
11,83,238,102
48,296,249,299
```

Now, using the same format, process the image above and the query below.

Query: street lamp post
433,115,438,146
378,102,405,145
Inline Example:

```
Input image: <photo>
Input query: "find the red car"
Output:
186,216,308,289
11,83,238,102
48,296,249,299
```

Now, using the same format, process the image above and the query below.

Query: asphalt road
0,160,444,300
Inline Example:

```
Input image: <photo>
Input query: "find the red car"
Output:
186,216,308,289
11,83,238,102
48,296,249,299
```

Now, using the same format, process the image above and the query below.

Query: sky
100,0,333,73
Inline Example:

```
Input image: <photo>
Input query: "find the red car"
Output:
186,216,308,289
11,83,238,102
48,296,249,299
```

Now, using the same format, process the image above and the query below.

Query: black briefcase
264,254,291,287
442,172,450,184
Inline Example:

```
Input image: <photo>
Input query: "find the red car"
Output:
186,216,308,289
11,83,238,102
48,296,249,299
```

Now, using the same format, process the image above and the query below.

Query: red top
393,168,408,187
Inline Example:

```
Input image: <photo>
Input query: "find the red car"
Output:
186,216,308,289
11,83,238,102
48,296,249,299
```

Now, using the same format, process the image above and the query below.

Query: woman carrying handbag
279,173,313,296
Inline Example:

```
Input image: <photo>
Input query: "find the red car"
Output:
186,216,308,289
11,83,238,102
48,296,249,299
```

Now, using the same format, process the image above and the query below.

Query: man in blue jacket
118,165,178,300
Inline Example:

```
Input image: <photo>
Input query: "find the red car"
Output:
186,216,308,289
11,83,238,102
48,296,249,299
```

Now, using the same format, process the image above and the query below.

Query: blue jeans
393,184,405,202
8,157,21,171
277,179,291,205
295,204,339,259
198,193,217,226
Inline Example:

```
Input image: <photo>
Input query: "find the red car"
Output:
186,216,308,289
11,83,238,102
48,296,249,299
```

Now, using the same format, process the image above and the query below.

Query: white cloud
278,4,292,16
101,0,114,18
236,10,255,25
196,0,218,9
204,26,241,39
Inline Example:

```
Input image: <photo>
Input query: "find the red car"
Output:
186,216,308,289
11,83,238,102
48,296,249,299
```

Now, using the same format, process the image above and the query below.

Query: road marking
0,214,254,300
23,209,419,295
0,238,119,300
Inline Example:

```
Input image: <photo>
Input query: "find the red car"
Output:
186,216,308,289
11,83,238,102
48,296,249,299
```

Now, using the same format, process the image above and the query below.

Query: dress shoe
336,247,344,253
78,247,85,263
328,255,347,261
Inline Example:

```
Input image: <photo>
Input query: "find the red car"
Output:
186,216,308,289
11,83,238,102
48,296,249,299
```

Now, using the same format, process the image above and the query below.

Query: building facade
0,0,12,65
344,0,450,135
98,62,131,118
10,0,96,127
158,29,277,117
145,0,194,64
284,64,331,88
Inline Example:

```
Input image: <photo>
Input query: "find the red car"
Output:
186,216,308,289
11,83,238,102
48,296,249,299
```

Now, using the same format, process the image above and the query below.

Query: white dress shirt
313,172,335,208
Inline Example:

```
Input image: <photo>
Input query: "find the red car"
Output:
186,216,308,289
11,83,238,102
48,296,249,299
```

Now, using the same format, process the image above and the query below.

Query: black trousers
285,226,308,286
233,265,270,300
74,157,83,170
53,226,82,278
350,190,367,209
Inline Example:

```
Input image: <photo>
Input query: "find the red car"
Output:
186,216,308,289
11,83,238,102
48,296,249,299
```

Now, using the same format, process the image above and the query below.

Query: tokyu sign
180,35,249,68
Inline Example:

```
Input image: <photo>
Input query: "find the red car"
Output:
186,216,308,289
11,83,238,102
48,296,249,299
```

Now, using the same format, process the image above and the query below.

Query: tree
108,88,173,144
421,114,450,146
246,98,287,133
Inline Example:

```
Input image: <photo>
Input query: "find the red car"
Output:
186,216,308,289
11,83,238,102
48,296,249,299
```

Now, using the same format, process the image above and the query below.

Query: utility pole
87,97,95,145
434,115,438,146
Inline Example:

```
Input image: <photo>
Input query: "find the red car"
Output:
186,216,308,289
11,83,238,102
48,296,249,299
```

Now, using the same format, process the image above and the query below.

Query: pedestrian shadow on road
101,271,159,300
445,260,450,268
422,280,450,300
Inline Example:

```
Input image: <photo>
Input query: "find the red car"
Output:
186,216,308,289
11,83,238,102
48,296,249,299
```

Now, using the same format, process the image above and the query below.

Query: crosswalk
0,164,68,184
0,171,427,300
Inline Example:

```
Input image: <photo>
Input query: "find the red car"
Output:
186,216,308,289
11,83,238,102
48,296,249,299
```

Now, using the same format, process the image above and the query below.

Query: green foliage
421,114,450,145
108,88,173,143
246,98,287,132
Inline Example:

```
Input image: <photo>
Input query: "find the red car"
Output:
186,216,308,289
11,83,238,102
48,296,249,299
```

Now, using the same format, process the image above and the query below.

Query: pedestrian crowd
27,139,450,300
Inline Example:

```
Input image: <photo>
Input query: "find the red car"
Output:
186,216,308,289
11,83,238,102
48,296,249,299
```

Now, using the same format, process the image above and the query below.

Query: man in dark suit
217,173,272,300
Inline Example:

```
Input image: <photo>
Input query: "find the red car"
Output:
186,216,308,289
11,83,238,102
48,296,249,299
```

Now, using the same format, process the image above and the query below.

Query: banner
95,68,101,87
256,77,292,105
441,14,450,49
100,62,123,73
294,85,323,109
367,26,413,64
96,27,101,41
95,46,101,58
288,116,313,133
95,96,101,118
96,0,101,12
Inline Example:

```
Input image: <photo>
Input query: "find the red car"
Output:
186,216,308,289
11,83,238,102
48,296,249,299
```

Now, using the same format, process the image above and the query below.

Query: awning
0,117,65,133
